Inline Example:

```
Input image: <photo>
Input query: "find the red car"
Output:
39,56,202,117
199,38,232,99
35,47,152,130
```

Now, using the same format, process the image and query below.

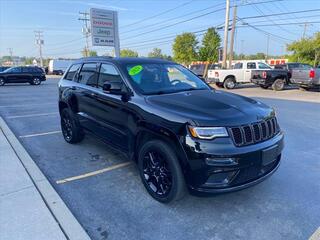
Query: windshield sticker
129,65,143,76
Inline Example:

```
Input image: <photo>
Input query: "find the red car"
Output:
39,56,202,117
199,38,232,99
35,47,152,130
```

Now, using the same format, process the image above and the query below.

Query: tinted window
274,65,285,69
300,64,312,70
65,64,81,81
247,62,256,69
258,62,271,69
98,64,122,88
234,63,243,69
78,63,98,86
5,67,21,73
123,63,209,95
287,63,300,70
22,67,30,73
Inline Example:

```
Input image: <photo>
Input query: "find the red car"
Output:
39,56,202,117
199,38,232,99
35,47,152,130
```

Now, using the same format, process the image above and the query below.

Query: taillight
262,71,267,78
309,69,315,78
215,72,219,77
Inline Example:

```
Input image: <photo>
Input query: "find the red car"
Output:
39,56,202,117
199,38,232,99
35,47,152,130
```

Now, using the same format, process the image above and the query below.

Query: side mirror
103,81,126,96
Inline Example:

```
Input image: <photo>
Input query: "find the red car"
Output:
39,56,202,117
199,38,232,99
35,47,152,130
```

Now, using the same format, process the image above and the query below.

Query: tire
223,78,236,89
260,85,269,89
0,78,5,86
138,139,186,203
31,77,41,85
60,108,84,144
299,86,309,91
215,82,224,88
272,79,285,91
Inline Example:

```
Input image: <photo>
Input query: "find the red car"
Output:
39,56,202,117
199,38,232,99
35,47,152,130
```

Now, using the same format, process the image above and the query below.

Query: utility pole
222,0,230,68
228,4,237,68
79,11,90,57
266,34,270,60
34,31,44,67
301,22,312,39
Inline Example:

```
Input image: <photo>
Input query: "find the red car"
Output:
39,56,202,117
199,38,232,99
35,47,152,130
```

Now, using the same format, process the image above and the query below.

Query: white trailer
48,59,74,75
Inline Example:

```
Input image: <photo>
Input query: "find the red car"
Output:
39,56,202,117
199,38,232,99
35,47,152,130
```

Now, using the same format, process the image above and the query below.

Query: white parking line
7,112,59,119
19,130,61,138
310,227,320,240
56,162,132,184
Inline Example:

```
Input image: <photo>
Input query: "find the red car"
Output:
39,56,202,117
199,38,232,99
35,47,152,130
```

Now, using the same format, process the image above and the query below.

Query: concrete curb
0,117,91,240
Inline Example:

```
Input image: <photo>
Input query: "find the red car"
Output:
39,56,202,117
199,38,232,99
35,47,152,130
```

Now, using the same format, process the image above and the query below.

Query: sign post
90,8,120,57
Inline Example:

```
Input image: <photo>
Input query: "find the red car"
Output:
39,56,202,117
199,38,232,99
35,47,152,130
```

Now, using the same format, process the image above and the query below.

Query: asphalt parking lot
0,78,319,240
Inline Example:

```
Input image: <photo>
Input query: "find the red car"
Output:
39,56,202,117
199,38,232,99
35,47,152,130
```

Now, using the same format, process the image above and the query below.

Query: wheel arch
223,75,236,83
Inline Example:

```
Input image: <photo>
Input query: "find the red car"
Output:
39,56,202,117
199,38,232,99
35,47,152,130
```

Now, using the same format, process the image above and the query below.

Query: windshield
123,63,210,95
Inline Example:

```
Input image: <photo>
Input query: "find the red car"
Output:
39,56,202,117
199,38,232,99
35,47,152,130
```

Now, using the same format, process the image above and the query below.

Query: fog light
205,157,238,166
206,171,238,186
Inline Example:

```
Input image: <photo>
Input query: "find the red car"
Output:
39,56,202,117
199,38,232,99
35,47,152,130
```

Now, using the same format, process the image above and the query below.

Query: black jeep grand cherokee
58,57,284,203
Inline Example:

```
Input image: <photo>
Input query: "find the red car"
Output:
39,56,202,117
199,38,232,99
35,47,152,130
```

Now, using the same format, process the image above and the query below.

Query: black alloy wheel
60,108,84,143
138,140,186,203
142,150,172,197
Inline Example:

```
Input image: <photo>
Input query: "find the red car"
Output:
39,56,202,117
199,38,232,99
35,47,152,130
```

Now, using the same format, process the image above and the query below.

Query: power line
121,0,194,28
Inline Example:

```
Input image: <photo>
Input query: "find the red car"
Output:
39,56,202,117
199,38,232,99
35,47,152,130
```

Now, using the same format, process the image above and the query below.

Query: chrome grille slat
228,117,279,147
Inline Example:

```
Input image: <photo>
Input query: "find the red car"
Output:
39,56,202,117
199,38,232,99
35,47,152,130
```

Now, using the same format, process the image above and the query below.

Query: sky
0,0,319,59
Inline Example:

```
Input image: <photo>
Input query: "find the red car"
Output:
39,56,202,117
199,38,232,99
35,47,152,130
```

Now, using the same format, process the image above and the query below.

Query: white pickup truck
207,60,272,89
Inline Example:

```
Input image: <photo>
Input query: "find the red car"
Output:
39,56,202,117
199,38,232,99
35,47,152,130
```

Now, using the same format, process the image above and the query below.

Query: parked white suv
207,61,272,89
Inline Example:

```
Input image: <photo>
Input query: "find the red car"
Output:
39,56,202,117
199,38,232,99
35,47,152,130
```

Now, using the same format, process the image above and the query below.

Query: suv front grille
229,117,279,147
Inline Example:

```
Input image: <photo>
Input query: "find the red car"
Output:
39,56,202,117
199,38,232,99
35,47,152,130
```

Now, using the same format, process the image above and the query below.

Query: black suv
58,57,284,203
0,66,46,86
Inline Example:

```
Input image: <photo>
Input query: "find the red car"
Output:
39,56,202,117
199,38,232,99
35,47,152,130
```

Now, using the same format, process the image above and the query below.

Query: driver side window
98,63,123,89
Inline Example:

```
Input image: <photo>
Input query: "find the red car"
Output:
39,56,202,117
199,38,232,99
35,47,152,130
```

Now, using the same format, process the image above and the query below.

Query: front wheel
272,79,285,91
0,78,5,86
224,78,236,89
138,140,186,203
60,108,84,144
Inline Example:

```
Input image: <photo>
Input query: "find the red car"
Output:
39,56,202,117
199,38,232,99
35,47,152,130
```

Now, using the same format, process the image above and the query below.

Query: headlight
188,126,229,139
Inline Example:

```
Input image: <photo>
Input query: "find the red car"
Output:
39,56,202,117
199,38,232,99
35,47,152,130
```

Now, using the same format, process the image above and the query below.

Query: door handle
90,92,96,97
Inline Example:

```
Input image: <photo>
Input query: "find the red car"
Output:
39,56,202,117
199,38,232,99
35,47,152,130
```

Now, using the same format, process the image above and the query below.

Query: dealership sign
90,8,120,54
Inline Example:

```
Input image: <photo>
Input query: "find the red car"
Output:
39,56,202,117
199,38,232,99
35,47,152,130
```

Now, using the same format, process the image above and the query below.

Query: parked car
0,66,46,86
0,66,10,72
58,57,284,203
274,62,311,79
290,65,320,90
207,60,272,89
251,69,289,91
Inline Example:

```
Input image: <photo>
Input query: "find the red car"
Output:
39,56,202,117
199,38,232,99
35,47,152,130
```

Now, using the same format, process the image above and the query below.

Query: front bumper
182,131,284,194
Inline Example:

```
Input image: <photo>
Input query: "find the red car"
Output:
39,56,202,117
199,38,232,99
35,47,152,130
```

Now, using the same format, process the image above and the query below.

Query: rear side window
300,64,312,70
247,62,256,69
65,64,81,81
22,67,30,73
79,63,98,86
258,62,271,69
98,64,122,88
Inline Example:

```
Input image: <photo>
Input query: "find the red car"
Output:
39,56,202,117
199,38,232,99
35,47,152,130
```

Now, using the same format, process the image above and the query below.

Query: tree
287,32,320,66
148,48,164,58
199,28,221,62
172,33,198,65
120,49,138,57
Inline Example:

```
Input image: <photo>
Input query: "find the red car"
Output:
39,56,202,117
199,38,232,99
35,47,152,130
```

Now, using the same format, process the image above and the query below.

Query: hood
145,90,274,126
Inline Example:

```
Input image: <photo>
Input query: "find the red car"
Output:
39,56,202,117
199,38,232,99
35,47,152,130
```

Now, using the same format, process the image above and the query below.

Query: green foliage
287,32,320,66
147,48,172,60
199,28,221,62
172,33,198,64
81,48,98,57
120,49,138,57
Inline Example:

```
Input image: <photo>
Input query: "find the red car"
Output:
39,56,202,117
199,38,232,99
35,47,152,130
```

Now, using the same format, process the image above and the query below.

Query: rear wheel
224,78,236,89
60,108,84,143
272,79,285,91
0,78,4,86
31,77,41,85
260,85,269,89
138,140,186,203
